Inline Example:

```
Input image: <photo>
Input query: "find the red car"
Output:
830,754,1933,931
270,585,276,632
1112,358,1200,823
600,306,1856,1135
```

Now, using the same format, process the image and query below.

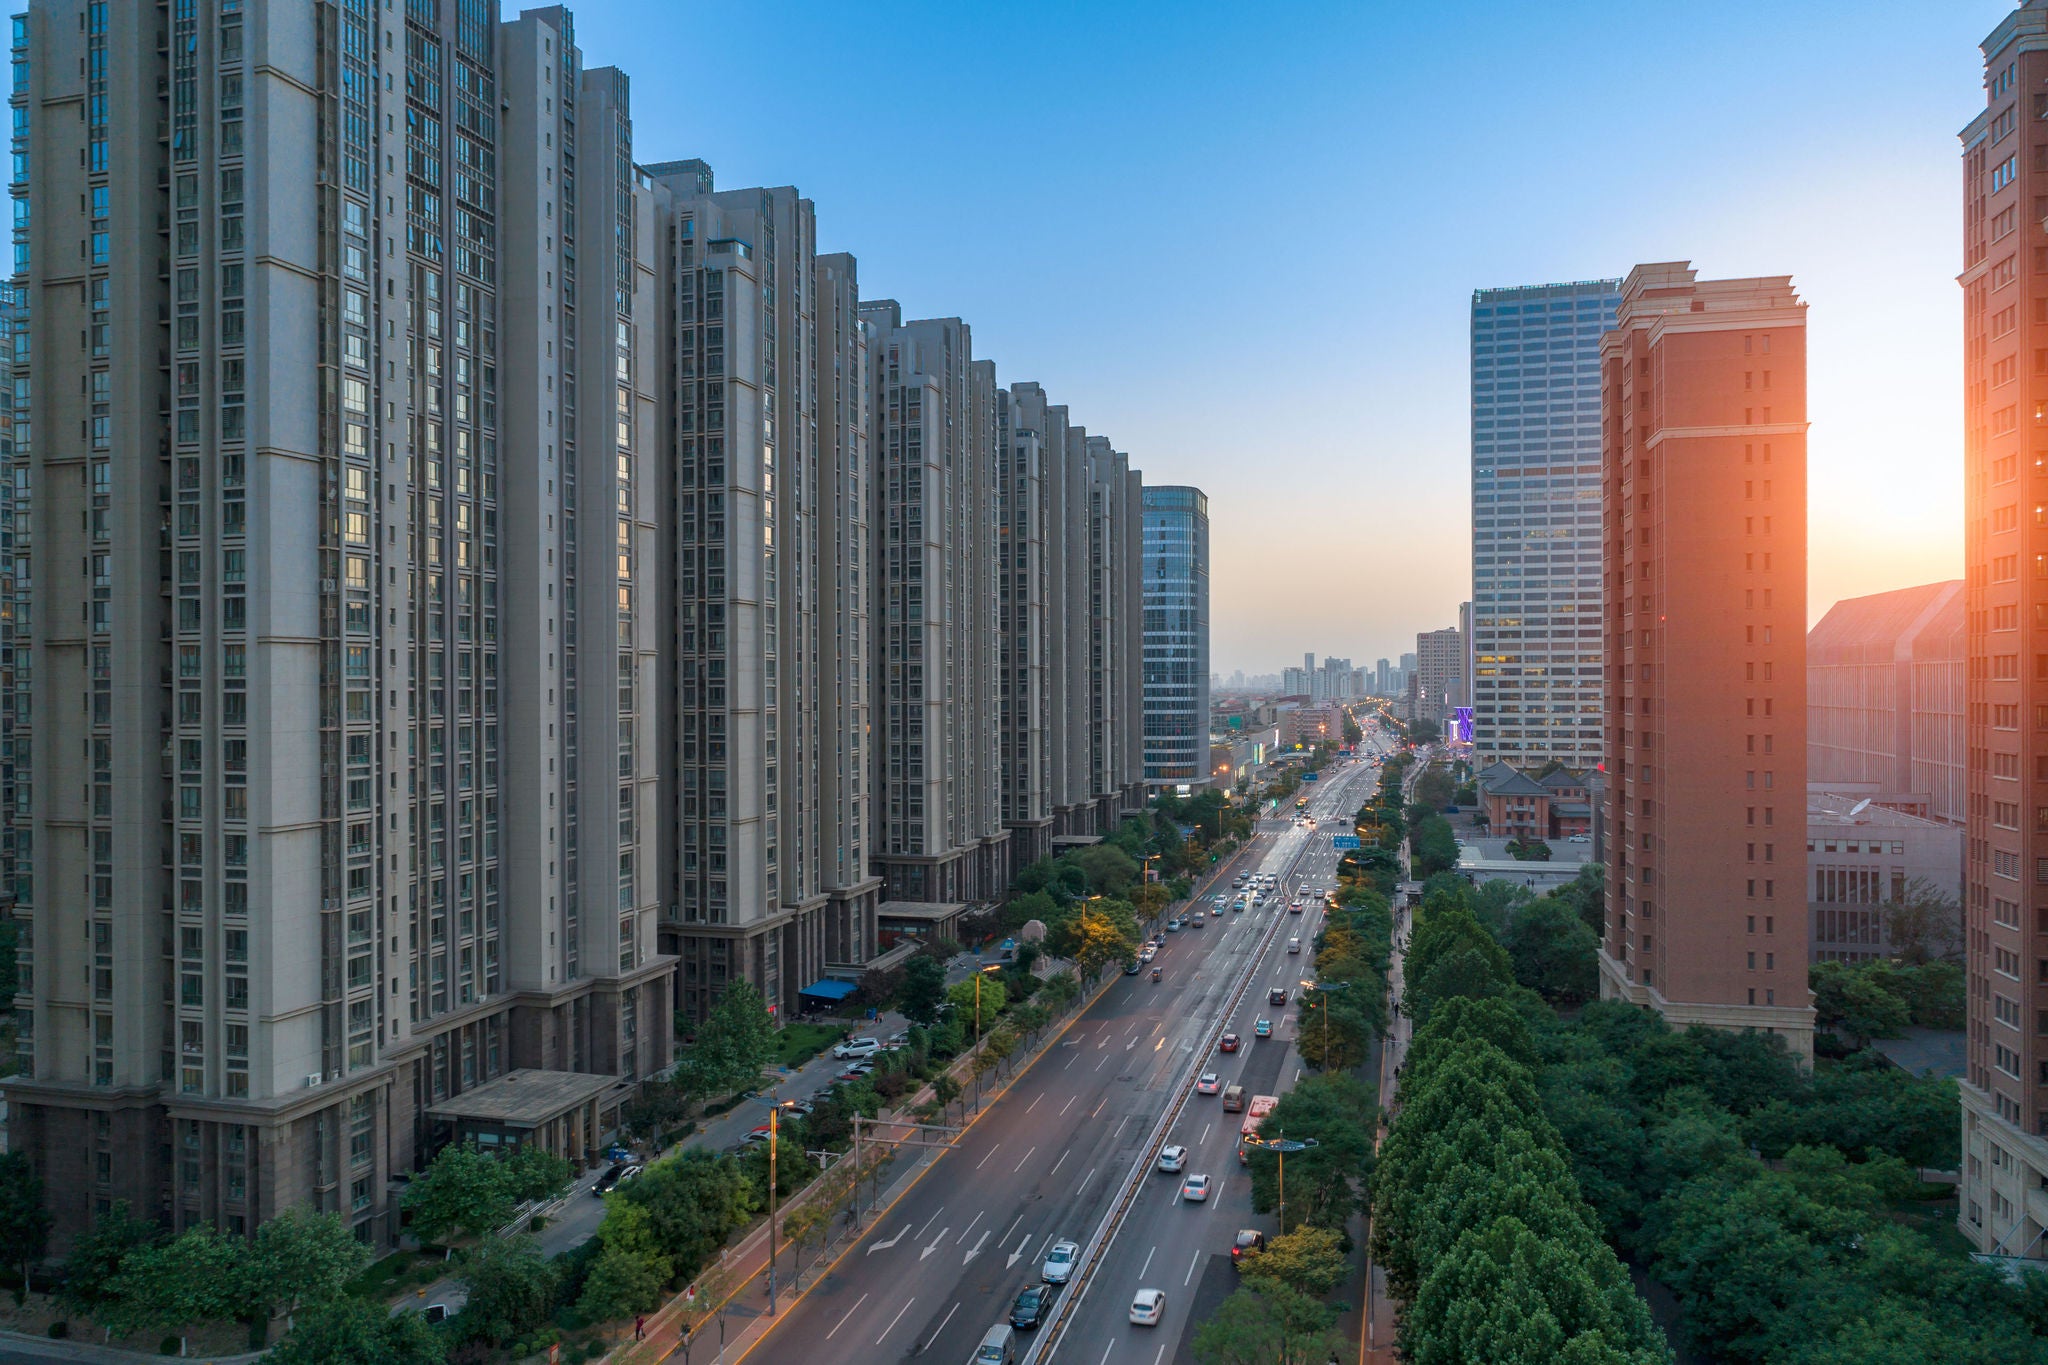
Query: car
1253,1018,1273,1037
1568,833,1591,843
1139,946,1157,962
1181,1174,1211,1202
1009,1281,1057,1330
1042,1238,1079,1284
1123,958,1143,975
1231,900,1246,912
885,1031,911,1048
1287,937,1301,954
1219,1032,1241,1053
592,1161,642,1196
1166,917,1183,932
418,1303,452,1325
1196,1071,1222,1095
1187,914,1204,928
744,1126,777,1144
1268,987,1288,1006
833,1036,880,1060
836,1060,876,1080
1157,1143,1188,1173
1231,1229,1267,1267
777,1099,815,1117
1210,905,1223,917
1288,901,1304,914
1130,1288,1166,1326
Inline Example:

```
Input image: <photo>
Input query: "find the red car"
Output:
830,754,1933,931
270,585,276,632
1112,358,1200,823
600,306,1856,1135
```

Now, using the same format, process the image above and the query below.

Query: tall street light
741,1095,798,1315
1247,1132,1319,1231
1299,979,1351,1068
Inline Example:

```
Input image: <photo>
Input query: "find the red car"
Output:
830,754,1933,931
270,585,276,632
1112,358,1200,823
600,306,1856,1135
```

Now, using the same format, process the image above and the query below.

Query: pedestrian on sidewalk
635,1315,646,1342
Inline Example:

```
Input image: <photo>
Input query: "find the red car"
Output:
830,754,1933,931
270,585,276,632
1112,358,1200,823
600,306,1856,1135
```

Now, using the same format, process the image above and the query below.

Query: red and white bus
1236,1094,1280,1164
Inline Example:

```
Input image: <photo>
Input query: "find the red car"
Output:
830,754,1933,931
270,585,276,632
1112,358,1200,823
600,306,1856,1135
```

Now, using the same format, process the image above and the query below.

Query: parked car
1231,1229,1266,1267
1042,1238,1079,1284
1219,1032,1241,1053
1157,1144,1188,1173
1166,918,1183,932
833,1036,880,1060
1196,1071,1222,1096
884,1031,911,1048
1181,1174,1211,1202
592,1162,642,1196
1130,1288,1166,1326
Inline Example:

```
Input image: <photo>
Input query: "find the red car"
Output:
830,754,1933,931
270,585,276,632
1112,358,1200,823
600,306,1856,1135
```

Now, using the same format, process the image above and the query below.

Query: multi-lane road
747,749,1383,1364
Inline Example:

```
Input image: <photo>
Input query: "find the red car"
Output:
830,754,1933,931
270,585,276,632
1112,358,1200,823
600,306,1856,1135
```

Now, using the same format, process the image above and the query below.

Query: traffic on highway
744,731,1389,1365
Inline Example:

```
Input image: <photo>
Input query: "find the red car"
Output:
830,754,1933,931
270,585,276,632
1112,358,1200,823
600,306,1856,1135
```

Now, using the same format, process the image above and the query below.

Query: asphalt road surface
741,750,1380,1365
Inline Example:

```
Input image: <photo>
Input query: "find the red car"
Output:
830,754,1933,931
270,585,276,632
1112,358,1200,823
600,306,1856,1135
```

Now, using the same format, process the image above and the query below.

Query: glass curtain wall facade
1141,486,1209,787
1470,279,1620,769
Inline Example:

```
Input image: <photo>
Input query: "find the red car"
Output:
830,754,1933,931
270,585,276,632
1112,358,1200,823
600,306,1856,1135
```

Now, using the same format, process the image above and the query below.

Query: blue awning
798,978,857,1001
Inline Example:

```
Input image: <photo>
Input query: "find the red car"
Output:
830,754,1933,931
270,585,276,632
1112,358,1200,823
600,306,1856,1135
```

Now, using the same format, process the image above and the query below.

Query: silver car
1041,1238,1079,1284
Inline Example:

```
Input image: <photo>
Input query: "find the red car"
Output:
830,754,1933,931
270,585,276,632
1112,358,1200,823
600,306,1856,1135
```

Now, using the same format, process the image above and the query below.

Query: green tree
1295,990,1371,1071
1879,877,1964,965
621,1078,691,1144
947,974,1008,1038
897,954,948,1027
401,1143,518,1246
0,1150,51,1292
676,978,776,1100
500,1142,573,1205
242,1208,370,1329
1246,1074,1377,1233
103,1223,244,1357
1809,960,1911,1048
1503,895,1601,1003
1410,813,1461,878
578,1201,670,1337
1191,1282,1344,1365
451,1236,559,1348
1239,1225,1347,1296
1414,765,1455,811
1071,843,1140,895
621,1151,759,1278
58,1199,161,1319
269,1297,447,1365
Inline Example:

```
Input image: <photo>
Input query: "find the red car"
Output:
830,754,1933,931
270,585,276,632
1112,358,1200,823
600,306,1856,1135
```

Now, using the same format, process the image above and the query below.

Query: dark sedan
1010,1281,1059,1330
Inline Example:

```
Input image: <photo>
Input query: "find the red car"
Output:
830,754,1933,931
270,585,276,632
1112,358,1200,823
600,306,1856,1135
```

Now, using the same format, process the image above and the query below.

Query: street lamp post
1248,1132,1318,1232
740,1096,789,1315
1300,979,1351,1068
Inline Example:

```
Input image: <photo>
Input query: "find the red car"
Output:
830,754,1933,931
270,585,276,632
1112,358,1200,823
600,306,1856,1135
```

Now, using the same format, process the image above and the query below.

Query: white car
1157,1144,1188,1173
1042,1238,1078,1284
1181,1174,1210,1202
1196,1071,1221,1096
833,1036,880,1060
1130,1288,1166,1326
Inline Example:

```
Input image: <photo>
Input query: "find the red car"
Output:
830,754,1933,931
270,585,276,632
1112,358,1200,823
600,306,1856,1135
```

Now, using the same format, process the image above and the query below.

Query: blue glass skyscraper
1470,279,1621,768
1141,486,1210,788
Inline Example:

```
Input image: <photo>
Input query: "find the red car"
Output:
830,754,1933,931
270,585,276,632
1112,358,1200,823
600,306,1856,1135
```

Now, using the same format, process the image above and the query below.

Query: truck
1237,1094,1281,1164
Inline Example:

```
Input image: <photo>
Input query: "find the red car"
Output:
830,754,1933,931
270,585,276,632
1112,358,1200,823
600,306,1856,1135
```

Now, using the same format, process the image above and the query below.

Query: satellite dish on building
1850,799,1871,817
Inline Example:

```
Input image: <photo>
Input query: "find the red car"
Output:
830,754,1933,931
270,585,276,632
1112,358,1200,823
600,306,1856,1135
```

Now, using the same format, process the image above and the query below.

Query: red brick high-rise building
1598,262,1813,1063
1958,0,2048,1266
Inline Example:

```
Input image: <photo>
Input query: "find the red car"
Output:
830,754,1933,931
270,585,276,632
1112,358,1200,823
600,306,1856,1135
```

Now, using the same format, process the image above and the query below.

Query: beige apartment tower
2,3,671,1250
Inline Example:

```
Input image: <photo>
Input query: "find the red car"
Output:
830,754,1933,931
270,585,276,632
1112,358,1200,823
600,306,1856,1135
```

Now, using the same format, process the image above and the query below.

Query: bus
1237,1094,1280,1164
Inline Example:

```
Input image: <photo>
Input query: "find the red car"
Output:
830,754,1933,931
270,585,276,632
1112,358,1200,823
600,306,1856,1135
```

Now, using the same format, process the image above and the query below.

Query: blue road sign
1331,835,1360,850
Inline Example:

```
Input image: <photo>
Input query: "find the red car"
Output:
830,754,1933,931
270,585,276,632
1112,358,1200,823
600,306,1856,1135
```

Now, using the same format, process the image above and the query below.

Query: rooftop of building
427,1069,622,1127
1808,580,1963,666
876,901,970,921
1476,761,1551,798
1807,789,1955,832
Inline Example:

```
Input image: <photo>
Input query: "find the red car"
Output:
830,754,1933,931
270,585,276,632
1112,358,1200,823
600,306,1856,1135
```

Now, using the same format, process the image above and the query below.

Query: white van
972,1322,1017,1364
1288,937,1301,954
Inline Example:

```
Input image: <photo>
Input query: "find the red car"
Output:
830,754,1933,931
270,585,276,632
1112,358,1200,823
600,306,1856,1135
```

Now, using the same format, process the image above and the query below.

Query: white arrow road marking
1007,1232,1032,1268
921,1228,949,1260
825,1292,869,1340
866,1226,908,1255
963,1230,990,1265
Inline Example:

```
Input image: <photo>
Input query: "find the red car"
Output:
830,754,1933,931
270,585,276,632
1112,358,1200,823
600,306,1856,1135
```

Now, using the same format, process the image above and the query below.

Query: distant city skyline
546,1,1999,675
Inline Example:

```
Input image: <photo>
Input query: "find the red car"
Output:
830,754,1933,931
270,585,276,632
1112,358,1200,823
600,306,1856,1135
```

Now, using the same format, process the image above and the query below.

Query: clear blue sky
536,0,1999,675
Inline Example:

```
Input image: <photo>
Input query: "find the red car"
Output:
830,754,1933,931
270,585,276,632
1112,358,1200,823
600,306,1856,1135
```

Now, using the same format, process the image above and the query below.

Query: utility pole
766,1105,779,1314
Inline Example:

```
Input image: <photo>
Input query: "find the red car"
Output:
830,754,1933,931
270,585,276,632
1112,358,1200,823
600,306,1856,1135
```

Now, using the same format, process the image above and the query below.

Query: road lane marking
1093,1097,1108,1117
1155,1343,1169,1365
1185,1249,1202,1285
1099,1345,1114,1365
1077,1166,1097,1192
1065,1053,1078,1070
928,1301,959,1345
1096,1054,1110,1072
824,1292,868,1340
963,1230,990,1264
975,1145,1001,1171
915,1206,945,1238
1201,1122,1211,1144
1013,1145,1036,1173
875,1296,915,1345
957,1210,985,1242
1007,1232,1032,1268
1049,1150,1070,1176
1140,1245,1156,1278
999,1213,1023,1248
866,1225,909,1254
1059,1095,1077,1117
1025,1094,1041,1114
1115,1115,1129,1139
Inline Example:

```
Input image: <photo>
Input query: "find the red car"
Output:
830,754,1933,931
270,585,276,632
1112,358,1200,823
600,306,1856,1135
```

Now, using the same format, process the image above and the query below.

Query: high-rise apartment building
1085,435,1147,824
1000,385,1056,866
1141,486,1210,789
1281,667,1310,697
2,2,672,1248
1470,279,1619,768
651,165,877,1020
1807,582,1965,826
1597,261,1812,1062
861,305,1008,903
1414,626,1464,725
1961,0,2048,1263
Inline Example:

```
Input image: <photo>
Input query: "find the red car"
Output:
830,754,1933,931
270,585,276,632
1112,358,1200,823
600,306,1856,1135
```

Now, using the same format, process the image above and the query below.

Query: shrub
46,1322,66,1340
